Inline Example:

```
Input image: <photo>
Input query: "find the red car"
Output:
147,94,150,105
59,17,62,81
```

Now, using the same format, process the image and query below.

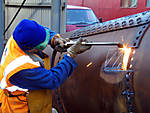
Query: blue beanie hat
13,19,46,51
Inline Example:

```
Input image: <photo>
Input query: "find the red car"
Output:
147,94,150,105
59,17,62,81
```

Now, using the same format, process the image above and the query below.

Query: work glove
67,38,91,58
51,34,70,52
51,34,68,48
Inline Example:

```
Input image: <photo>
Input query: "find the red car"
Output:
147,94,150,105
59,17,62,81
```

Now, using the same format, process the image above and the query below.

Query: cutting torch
64,40,123,48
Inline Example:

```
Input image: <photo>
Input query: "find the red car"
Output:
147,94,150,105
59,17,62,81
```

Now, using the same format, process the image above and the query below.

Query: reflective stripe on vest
0,36,42,113
0,55,40,92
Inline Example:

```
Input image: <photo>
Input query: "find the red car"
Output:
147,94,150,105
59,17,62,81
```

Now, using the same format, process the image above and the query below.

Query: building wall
0,0,4,58
4,0,67,39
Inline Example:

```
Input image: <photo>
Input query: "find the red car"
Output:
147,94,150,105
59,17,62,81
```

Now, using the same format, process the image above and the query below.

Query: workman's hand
51,34,68,48
67,38,91,58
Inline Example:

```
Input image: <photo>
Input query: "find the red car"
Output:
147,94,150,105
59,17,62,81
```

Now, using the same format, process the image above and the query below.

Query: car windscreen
67,9,99,25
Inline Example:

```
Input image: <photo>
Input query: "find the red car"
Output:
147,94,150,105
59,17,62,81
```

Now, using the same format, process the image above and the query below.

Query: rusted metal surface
52,10,150,113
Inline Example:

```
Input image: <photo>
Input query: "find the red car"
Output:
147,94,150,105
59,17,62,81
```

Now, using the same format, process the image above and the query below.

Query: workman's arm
45,27,56,45
9,55,77,90
46,27,66,49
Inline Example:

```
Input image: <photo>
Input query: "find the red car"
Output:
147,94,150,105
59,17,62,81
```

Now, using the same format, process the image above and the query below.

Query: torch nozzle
117,43,124,48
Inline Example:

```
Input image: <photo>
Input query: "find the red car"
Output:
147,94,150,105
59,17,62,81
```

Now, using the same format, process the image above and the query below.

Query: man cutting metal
0,19,91,113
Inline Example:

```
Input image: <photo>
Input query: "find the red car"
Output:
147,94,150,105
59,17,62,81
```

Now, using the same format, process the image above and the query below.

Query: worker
0,19,91,113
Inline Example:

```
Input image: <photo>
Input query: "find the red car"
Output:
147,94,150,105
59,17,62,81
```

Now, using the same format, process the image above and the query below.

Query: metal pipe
51,0,61,33
65,41,123,48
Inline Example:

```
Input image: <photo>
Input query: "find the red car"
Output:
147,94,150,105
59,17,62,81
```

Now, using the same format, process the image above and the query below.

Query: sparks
86,62,93,67
121,45,132,71
131,57,134,61
133,50,135,54
130,64,133,68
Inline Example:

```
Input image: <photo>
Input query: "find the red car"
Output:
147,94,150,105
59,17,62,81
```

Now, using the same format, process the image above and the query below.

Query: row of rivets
70,11,150,39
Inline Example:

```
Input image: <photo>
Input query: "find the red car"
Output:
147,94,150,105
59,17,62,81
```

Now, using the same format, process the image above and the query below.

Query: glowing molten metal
121,45,132,71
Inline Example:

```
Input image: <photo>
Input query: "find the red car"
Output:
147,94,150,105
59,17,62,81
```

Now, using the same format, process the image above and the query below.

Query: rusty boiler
52,10,150,113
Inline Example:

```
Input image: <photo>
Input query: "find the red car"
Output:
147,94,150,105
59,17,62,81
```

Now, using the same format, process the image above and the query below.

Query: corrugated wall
4,0,66,40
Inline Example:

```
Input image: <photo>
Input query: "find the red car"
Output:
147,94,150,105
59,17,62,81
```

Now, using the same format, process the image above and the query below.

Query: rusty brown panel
132,27,150,113
52,26,143,113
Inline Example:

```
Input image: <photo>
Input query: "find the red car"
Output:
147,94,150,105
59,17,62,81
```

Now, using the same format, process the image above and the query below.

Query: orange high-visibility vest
0,36,41,113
